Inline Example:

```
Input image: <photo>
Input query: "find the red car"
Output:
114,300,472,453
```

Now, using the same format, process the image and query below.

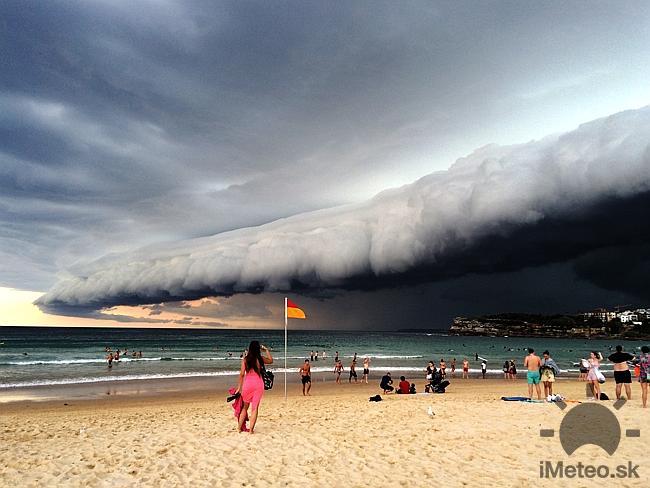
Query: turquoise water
0,327,646,388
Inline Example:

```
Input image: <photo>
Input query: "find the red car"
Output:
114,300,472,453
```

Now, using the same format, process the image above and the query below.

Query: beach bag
594,367,606,384
261,366,274,390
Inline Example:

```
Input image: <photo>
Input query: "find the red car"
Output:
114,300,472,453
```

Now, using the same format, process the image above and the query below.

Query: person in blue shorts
524,348,542,400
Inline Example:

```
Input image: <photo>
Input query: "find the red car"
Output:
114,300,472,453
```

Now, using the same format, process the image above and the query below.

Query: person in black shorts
300,359,312,396
349,358,358,383
608,345,634,400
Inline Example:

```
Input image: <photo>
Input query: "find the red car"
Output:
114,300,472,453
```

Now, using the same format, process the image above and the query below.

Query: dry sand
1,376,647,487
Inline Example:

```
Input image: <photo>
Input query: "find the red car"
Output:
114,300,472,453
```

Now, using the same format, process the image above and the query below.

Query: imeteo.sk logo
538,399,641,479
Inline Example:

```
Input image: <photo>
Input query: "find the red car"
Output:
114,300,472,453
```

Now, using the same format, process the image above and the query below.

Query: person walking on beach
334,360,344,384
451,358,456,377
540,351,560,398
608,345,634,401
349,357,358,383
633,345,649,408
586,351,602,401
462,359,469,379
480,360,487,379
361,356,370,384
235,341,273,434
524,348,542,400
300,359,312,396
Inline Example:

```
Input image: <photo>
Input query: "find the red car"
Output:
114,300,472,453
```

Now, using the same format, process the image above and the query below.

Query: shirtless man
361,357,371,384
608,345,634,400
349,358,358,383
299,359,312,396
334,360,344,384
462,358,469,379
524,348,542,400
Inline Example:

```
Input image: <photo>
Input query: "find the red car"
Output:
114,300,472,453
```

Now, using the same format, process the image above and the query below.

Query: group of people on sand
105,347,142,367
330,352,371,385
379,372,416,394
523,345,649,407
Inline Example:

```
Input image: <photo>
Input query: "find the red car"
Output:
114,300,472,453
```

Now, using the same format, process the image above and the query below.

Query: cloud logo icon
540,400,639,456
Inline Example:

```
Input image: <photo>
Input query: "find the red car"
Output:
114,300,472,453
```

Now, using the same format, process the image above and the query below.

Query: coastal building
582,308,616,322
618,311,638,323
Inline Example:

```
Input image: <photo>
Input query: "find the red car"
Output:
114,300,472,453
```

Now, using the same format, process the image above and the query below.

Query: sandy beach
1,374,646,487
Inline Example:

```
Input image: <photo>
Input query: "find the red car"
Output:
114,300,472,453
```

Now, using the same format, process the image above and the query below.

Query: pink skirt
241,371,264,409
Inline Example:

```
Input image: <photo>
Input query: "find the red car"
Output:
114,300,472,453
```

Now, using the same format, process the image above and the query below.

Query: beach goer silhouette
234,341,273,433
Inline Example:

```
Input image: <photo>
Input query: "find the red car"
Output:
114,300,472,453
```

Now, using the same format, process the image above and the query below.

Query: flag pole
284,297,287,401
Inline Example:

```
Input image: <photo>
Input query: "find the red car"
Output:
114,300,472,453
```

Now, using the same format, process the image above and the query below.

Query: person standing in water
235,341,273,434
462,358,469,379
450,358,456,377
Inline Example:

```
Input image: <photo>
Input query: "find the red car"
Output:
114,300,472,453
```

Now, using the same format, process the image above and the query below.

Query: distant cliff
449,313,650,339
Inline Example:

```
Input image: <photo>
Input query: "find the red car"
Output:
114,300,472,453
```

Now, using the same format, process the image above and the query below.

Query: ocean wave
0,356,237,366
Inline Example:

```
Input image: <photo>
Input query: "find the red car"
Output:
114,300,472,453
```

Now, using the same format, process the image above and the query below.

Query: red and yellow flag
286,299,306,319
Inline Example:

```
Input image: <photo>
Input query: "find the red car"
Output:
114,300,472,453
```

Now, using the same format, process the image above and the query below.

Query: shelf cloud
37,106,650,315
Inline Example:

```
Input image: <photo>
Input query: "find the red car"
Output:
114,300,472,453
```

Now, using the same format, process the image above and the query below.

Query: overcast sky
2,1,650,329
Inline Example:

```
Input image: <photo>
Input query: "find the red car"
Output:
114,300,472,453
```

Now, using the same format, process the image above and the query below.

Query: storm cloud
37,106,650,313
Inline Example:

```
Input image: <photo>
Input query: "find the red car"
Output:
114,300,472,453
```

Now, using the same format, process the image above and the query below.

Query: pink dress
241,368,264,409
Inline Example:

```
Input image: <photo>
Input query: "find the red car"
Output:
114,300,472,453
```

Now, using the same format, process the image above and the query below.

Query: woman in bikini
234,341,272,433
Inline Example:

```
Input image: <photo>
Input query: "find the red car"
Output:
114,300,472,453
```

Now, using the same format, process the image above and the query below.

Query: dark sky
1,1,650,328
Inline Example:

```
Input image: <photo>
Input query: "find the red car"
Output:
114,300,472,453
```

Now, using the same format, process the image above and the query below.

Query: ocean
0,327,647,390
0,327,644,389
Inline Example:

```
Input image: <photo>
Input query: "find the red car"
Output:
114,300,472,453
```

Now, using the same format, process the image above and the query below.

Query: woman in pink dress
235,341,273,433
586,351,601,400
